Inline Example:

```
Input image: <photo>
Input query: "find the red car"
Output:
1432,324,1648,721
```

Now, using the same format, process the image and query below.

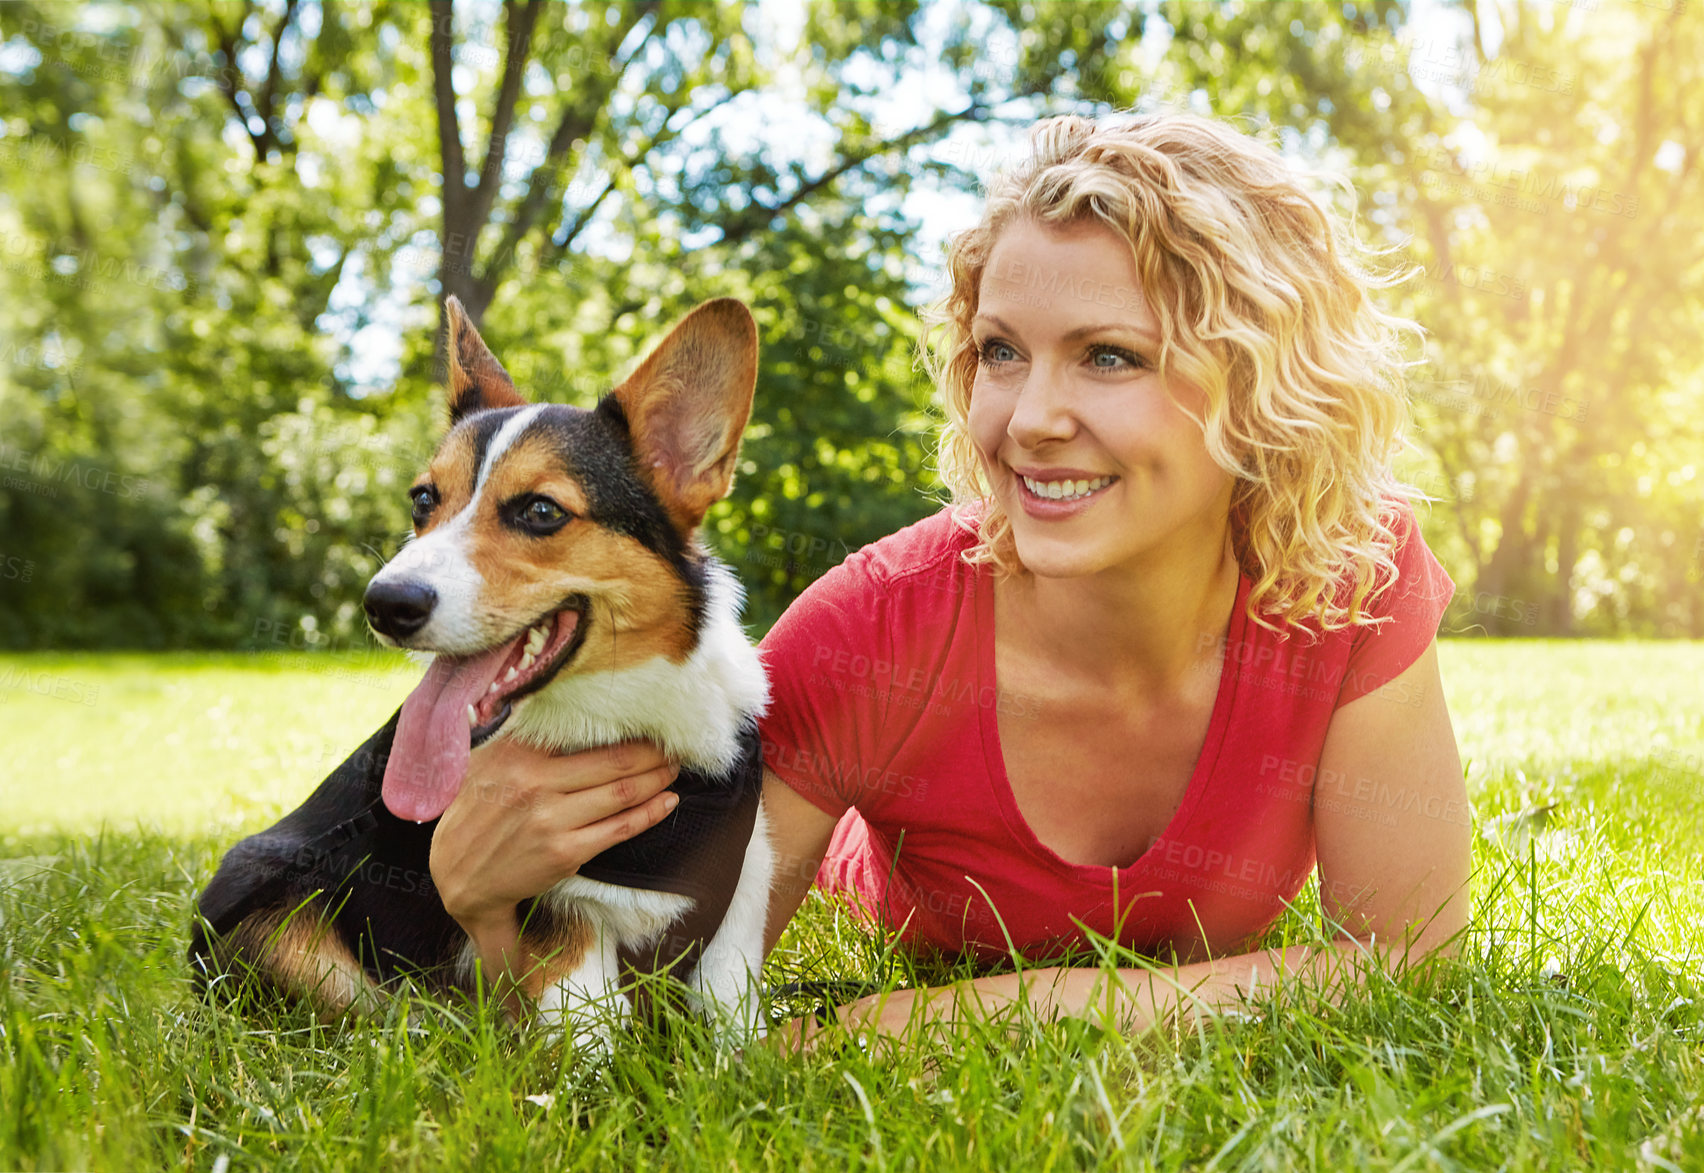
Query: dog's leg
537,916,628,1058
212,904,384,1016
689,800,775,1043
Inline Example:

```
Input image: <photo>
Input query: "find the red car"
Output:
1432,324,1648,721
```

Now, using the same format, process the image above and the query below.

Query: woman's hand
766,967,1169,1056
768,988,931,1056
428,737,681,943
769,983,998,1055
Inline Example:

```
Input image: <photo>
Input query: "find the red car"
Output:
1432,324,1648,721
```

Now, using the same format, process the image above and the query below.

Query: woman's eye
1088,345,1144,371
978,340,1018,365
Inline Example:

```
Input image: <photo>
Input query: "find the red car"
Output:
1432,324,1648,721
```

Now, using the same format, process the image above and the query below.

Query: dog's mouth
468,597,591,746
381,597,591,823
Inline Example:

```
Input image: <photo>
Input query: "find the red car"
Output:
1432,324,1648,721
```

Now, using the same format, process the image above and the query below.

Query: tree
1392,0,1704,635
13,0,1693,645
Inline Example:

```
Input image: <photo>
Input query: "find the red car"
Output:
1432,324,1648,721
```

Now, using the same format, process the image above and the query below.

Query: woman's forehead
978,219,1158,334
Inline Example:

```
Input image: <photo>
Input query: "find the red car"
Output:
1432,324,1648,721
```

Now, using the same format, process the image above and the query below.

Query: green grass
3,643,1702,1171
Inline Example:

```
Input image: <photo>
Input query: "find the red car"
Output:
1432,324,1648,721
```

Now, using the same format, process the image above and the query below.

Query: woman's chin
1010,532,1115,580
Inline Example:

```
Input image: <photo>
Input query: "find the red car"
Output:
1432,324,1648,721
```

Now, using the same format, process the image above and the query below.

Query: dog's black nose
363,580,438,640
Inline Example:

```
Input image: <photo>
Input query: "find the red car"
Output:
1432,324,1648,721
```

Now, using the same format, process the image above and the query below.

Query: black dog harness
581,722,764,980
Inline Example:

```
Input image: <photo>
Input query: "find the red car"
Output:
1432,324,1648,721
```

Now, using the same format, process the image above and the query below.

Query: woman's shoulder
840,503,980,588
1361,498,1455,626
1254,497,1453,635
791,503,982,616
757,504,979,650
1320,497,1457,703
755,505,984,819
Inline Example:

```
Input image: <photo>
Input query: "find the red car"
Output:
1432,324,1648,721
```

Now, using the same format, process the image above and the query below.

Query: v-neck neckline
973,565,1249,876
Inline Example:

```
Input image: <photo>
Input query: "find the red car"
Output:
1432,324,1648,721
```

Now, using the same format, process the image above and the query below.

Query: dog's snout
364,579,439,640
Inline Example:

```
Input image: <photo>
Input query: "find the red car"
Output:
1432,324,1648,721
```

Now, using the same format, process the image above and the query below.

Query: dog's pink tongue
382,643,516,822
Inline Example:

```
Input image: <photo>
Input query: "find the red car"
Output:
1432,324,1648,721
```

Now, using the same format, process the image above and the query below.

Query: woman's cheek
966,379,1011,463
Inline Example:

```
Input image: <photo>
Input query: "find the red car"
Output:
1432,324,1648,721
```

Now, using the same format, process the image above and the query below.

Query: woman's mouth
1018,474,1117,503
1011,470,1119,519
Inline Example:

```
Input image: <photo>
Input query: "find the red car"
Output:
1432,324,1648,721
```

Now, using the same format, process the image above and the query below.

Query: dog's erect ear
443,296,526,424
610,298,758,533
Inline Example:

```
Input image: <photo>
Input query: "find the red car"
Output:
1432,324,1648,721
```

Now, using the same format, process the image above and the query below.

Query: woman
430,112,1472,1046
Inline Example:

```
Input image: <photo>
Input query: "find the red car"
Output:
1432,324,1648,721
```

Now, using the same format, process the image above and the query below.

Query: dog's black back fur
190,713,465,997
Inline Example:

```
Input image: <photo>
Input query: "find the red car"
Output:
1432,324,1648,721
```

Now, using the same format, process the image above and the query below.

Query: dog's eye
409,486,437,526
518,496,570,535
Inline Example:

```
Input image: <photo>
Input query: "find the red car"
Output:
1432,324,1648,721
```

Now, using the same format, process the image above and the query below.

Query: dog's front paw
537,978,627,1062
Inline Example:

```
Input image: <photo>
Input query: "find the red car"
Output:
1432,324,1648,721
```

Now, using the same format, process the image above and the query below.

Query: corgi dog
191,296,773,1047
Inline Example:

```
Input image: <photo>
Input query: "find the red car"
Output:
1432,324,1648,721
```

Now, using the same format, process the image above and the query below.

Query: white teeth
489,682,500,694
517,652,535,672
1021,474,1112,502
466,704,478,728
525,625,547,655
504,667,518,682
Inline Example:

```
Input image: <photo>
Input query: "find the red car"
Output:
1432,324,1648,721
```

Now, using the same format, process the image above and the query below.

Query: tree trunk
1545,494,1581,636
1476,465,1534,634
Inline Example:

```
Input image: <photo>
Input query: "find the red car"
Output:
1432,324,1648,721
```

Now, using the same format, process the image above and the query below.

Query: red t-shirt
757,504,1455,963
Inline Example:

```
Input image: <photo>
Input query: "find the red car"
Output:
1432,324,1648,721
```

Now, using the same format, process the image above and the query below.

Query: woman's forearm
461,911,533,1021
830,934,1450,1046
984,938,1381,1033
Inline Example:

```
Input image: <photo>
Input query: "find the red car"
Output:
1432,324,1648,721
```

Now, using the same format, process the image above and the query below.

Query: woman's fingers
458,739,680,839
554,762,680,827
532,739,674,796
433,737,681,928
573,783,682,859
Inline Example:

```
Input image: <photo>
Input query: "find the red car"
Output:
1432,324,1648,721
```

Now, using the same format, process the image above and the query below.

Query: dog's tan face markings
475,432,592,519
464,428,697,667
409,425,482,536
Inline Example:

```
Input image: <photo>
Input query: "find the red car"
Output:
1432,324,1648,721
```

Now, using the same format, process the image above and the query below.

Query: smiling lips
1019,473,1116,502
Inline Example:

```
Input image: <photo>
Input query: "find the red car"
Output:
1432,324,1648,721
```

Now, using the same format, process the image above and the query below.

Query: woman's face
967,217,1234,581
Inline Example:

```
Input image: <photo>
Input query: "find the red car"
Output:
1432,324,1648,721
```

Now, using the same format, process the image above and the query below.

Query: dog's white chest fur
505,562,769,775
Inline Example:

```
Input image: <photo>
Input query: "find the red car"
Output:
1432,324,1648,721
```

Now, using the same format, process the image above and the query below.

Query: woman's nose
1006,369,1077,448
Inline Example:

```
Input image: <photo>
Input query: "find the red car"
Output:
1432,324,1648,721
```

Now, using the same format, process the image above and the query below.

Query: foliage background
0,0,1699,648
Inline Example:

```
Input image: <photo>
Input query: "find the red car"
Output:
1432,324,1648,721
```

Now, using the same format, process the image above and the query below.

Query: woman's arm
779,640,1472,1049
794,935,1441,1048
760,766,841,955
429,738,683,1018
1310,639,1472,956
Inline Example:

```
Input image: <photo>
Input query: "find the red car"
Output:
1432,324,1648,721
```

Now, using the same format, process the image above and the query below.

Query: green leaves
4,0,1699,645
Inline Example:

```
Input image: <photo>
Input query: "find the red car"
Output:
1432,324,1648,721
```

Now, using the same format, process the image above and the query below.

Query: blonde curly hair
925,112,1422,635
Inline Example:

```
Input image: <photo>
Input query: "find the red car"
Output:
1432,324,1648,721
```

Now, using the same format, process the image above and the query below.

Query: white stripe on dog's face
369,509,489,653
368,406,546,655
475,405,547,497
